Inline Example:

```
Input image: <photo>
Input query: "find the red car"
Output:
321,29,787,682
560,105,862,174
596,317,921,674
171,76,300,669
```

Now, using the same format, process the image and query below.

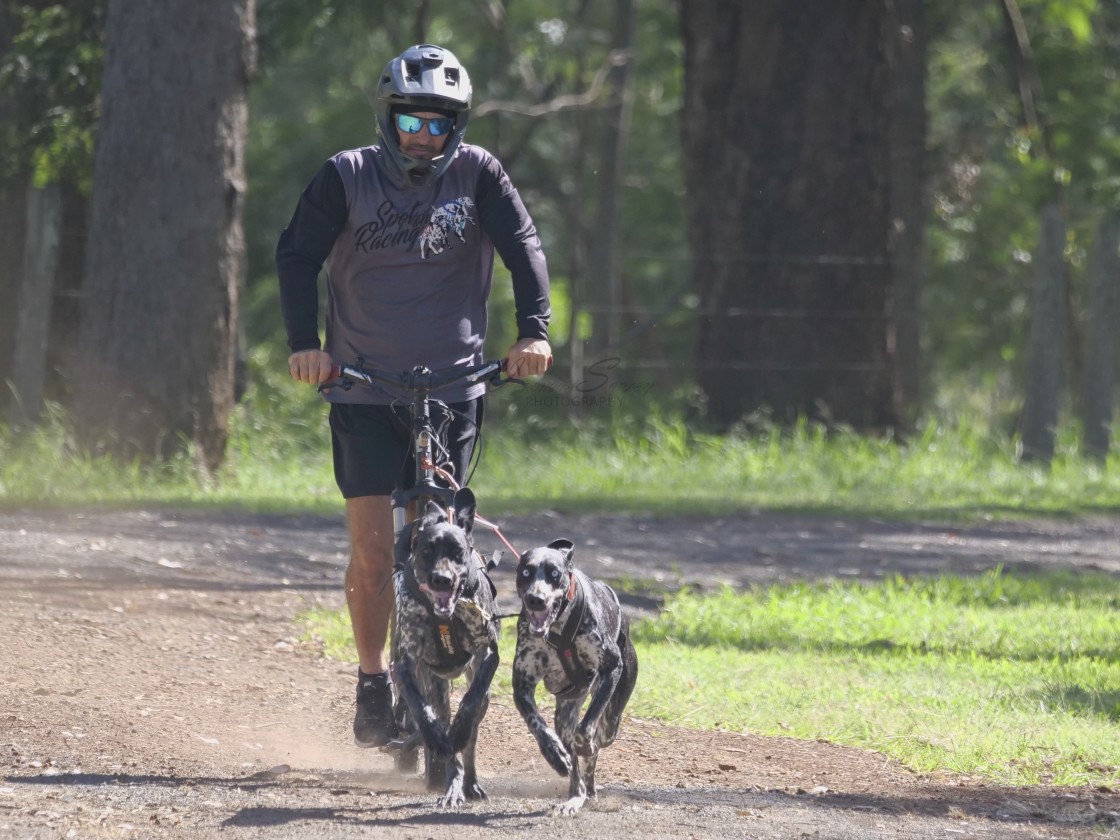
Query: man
276,44,552,747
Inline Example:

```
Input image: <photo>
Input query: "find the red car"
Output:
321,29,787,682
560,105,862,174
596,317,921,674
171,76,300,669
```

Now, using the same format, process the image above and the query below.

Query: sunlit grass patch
8,349,1120,516
300,569,1120,788
631,569,1120,786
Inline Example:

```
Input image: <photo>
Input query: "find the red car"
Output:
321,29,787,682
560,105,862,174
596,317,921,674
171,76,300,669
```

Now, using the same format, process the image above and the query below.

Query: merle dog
512,539,638,815
389,487,501,807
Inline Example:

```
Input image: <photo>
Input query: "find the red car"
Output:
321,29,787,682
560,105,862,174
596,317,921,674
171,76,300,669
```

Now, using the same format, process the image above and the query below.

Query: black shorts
328,398,485,499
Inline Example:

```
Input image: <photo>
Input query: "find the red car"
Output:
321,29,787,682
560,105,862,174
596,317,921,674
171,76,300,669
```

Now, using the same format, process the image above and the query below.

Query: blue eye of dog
548,568,561,583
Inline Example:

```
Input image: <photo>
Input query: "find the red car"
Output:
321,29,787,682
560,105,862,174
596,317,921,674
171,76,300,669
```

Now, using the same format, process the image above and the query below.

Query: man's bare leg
345,495,398,746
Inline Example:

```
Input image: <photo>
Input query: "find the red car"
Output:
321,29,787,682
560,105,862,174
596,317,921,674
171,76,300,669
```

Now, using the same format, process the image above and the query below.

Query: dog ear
547,538,574,565
453,487,476,535
421,499,447,528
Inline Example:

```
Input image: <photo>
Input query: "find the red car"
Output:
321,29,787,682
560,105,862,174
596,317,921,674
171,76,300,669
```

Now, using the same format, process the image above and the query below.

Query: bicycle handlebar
323,359,507,395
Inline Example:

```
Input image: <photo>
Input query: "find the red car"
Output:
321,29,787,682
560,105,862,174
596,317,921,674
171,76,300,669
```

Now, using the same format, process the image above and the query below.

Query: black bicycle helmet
375,44,472,186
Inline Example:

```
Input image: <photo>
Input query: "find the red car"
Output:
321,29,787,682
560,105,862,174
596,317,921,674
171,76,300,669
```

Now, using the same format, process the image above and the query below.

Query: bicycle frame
330,359,504,538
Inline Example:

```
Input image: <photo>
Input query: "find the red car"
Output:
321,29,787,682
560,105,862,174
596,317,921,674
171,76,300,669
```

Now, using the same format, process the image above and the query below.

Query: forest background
1,0,1119,476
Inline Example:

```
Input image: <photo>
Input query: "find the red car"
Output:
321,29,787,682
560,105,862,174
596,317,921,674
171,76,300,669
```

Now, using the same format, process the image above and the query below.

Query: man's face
395,111,453,160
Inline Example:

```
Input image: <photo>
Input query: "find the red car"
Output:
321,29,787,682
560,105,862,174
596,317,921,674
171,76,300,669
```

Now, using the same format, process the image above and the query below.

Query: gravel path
2,506,1118,838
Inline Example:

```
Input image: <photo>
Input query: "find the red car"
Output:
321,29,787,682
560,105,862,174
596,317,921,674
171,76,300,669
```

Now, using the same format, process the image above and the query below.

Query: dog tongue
528,609,551,634
433,591,455,616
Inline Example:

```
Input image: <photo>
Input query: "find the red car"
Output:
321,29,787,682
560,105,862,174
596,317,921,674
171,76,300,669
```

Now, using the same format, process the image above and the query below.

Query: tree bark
0,188,26,414
74,0,256,469
1081,211,1120,460
888,0,927,429
10,183,61,426
587,0,636,356
681,0,898,430
1020,204,1065,463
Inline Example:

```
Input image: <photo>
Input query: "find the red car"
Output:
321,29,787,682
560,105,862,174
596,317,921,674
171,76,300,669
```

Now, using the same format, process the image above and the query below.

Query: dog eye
519,567,531,578
548,568,561,583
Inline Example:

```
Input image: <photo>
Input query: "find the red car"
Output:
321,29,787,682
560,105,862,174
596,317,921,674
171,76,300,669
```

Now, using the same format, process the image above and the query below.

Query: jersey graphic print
418,197,475,259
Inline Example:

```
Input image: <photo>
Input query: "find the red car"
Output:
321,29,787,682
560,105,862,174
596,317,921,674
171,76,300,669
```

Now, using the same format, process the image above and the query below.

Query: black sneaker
354,670,398,748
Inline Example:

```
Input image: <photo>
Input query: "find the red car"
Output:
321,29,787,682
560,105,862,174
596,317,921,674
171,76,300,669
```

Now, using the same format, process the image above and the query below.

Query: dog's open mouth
525,606,557,636
420,582,462,618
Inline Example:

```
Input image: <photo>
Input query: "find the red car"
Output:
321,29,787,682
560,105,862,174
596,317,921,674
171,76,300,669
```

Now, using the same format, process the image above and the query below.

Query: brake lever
316,377,352,394
490,374,525,389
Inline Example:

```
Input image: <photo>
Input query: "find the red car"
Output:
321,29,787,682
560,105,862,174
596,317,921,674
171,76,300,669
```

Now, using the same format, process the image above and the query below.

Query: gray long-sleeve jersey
276,143,551,403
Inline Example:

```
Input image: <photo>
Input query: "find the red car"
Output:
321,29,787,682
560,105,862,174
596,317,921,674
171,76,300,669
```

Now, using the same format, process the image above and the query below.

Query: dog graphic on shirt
418,197,475,260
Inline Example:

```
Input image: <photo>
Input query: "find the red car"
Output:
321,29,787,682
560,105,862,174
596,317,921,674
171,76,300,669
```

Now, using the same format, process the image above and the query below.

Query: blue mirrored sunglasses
395,113,455,137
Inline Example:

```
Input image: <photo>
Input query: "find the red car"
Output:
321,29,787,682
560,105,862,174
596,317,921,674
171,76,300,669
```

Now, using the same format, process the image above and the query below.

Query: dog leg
423,673,452,793
552,757,588,816
447,647,498,803
550,698,587,816
448,645,498,754
438,702,491,807
583,751,600,800
437,752,468,808
459,713,486,800
394,658,453,785
599,629,639,748
573,649,622,757
512,672,571,778
555,747,598,815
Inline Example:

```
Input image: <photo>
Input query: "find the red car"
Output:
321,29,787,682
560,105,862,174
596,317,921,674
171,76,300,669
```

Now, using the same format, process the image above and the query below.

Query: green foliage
0,1,104,189
925,0,1120,394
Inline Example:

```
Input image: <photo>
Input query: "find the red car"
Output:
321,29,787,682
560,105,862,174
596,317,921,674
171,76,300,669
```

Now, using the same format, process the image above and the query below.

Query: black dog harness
397,564,478,671
545,574,596,699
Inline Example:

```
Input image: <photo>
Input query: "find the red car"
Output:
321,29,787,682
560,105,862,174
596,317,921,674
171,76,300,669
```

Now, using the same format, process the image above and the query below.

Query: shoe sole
354,737,387,749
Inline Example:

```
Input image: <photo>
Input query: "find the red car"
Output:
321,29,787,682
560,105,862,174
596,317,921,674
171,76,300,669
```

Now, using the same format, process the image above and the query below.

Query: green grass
301,568,1120,788
6,348,1120,517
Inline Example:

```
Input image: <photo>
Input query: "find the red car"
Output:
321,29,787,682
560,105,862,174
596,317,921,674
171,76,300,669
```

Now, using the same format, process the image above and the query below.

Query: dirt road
2,507,1118,838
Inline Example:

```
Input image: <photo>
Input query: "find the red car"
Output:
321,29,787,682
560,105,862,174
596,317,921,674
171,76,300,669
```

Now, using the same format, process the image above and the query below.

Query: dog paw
465,780,487,801
551,794,586,817
438,782,467,809
539,732,572,777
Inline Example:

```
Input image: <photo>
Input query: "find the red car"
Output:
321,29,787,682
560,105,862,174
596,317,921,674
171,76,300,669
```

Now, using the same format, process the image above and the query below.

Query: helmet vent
404,61,421,81
444,68,460,86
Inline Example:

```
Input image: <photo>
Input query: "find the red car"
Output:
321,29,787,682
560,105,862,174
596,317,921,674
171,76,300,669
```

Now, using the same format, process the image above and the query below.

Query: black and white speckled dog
512,539,638,815
389,488,501,807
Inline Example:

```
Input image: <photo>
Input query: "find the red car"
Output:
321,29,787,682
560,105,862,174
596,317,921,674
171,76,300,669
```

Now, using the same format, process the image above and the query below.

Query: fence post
1020,204,1066,463
1081,210,1120,460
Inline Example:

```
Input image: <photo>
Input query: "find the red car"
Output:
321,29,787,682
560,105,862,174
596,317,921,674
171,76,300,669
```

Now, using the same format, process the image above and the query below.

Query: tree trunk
681,0,898,430
50,184,90,404
0,188,27,415
888,0,927,429
587,0,636,356
74,0,256,470
1019,204,1066,463
0,5,25,417
1081,210,1120,460
9,183,61,426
